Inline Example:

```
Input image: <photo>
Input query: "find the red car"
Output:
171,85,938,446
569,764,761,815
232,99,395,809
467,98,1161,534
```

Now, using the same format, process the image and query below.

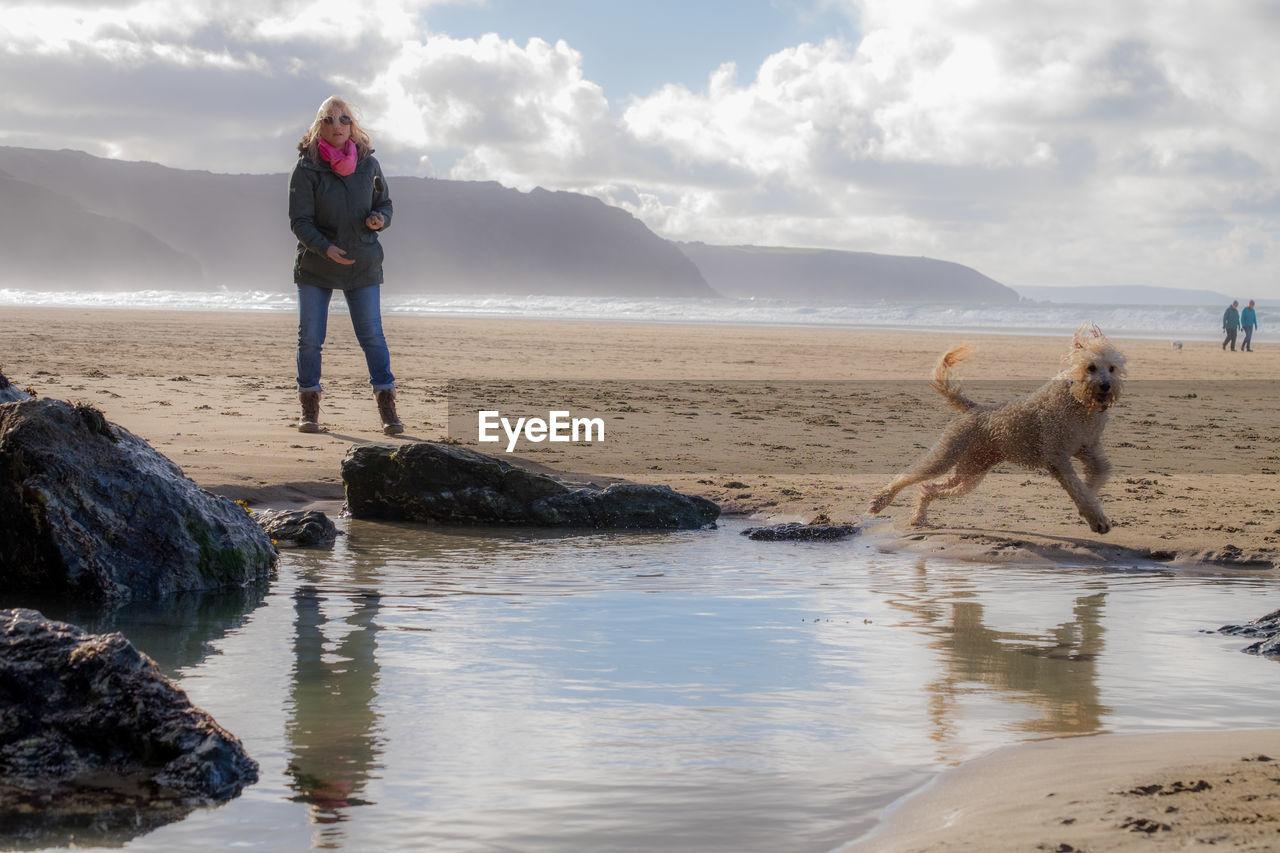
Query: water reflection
2,582,269,676
0,791,200,851
284,568,384,848
15,520,1279,853
883,564,1110,761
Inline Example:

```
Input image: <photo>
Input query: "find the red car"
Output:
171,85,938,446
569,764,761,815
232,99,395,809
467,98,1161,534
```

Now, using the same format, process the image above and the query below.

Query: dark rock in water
0,398,276,602
741,522,861,542
342,441,719,529
0,372,31,404
1219,608,1280,657
254,508,338,547
0,609,258,843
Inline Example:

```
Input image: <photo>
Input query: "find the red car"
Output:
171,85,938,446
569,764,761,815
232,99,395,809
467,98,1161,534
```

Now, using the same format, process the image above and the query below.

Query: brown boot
298,391,322,433
376,389,404,435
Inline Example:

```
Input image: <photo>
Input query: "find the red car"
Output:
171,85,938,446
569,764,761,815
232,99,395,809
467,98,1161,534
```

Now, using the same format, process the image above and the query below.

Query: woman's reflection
285,581,383,848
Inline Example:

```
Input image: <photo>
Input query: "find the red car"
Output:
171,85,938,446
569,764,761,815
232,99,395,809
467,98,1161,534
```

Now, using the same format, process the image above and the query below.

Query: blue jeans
296,284,395,393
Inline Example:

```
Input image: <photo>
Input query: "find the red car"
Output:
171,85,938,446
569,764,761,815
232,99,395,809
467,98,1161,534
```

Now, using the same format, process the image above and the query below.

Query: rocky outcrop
1195,544,1275,568
0,609,257,839
0,398,276,602
679,242,1018,303
342,441,719,529
1220,608,1280,657
254,508,338,547
741,522,861,542
0,372,30,403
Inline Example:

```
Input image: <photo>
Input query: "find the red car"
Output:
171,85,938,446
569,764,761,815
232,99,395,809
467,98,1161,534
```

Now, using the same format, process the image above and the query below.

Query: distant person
1240,299,1258,352
1222,300,1240,351
289,95,403,434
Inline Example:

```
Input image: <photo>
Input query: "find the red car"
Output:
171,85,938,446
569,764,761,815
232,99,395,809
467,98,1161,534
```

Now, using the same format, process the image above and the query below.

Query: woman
289,95,403,434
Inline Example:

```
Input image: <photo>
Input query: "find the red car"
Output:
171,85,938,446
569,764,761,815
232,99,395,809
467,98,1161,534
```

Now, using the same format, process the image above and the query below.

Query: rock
0,371,31,404
0,399,276,602
1197,544,1275,568
1248,635,1280,657
1220,608,1280,657
342,441,719,529
741,522,861,541
254,508,338,547
0,609,258,832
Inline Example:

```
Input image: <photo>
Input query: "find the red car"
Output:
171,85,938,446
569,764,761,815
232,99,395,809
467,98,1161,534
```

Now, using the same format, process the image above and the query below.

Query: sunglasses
322,115,352,126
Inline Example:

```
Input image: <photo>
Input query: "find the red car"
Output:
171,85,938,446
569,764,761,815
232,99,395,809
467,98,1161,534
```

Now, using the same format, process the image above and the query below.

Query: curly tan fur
930,342,977,412
866,324,1126,533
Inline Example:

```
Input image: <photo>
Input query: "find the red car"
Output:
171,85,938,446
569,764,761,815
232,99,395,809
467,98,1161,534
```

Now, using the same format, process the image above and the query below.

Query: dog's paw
867,493,892,514
1089,515,1112,535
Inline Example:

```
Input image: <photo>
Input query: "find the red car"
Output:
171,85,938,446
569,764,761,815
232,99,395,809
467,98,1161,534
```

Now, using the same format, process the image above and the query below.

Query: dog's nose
1098,382,1111,393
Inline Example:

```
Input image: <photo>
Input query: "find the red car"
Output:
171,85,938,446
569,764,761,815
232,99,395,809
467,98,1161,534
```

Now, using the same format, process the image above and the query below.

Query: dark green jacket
1223,305,1240,330
289,152,393,290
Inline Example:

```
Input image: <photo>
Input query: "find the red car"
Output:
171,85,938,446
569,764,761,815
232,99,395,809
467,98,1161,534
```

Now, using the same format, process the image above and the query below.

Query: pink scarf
317,138,357,176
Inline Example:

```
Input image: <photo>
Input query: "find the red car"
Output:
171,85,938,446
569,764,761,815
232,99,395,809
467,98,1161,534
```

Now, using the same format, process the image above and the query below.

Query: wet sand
847,730,1280,853
3,305,1279,848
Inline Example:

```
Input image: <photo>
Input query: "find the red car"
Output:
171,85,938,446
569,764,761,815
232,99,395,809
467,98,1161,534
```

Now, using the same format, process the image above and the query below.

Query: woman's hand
366,212,385,231
325,245,355,265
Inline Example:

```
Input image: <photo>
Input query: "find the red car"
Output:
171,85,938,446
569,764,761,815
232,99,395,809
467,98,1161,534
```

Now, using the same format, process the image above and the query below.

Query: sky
2,0,1279,298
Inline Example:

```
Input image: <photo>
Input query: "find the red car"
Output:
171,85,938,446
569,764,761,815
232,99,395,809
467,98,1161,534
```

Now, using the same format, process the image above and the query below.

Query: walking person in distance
1240,300,1258,352
1222,300,1240,351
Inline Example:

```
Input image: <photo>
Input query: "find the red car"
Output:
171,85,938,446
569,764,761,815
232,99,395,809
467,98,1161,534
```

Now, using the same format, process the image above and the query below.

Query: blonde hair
297,95,373,161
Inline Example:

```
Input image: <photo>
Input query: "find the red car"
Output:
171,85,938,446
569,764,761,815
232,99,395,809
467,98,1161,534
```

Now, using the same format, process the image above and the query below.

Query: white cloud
584,0,1280,292
241,0,425,45
368,34,614,186
4,1,207,57
3,0,432,52
4,0,1280,294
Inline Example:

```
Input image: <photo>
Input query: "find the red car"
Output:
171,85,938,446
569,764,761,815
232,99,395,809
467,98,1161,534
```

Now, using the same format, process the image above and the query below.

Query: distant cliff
678,243,1020,303
1015,285,1231,305
0,146,1021,303
393,179,709,296
0,170,200,290
0,147,712,297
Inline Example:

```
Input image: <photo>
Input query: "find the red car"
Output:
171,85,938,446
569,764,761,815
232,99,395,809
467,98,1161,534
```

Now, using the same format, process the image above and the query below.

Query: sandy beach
3,307,1275,566
847,729,1280,852
3,305,1279,848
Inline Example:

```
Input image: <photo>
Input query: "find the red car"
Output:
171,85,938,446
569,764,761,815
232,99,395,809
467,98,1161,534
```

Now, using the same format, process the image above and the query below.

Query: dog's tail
931,343,977,411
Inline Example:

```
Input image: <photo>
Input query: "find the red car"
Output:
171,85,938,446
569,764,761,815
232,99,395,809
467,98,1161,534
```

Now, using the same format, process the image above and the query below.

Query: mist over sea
0,289,1230,341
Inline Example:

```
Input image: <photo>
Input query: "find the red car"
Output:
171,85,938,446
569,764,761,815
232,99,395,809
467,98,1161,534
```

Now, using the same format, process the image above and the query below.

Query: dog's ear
1072,322,1102,349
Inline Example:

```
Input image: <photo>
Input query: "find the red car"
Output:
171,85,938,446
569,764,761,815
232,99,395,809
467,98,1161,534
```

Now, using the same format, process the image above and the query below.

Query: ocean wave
0,288,1227,340
0,287,295,312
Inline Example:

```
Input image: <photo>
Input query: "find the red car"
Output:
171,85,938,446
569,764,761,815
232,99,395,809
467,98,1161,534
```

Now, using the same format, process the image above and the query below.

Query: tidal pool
12,517,1279,851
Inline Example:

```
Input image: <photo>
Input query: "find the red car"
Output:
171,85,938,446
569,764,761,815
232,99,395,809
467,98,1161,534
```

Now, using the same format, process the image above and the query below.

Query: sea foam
0,288,1229,340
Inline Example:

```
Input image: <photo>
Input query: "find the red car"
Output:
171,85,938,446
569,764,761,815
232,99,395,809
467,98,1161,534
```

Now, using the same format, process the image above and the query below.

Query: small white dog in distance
867,323,1126,534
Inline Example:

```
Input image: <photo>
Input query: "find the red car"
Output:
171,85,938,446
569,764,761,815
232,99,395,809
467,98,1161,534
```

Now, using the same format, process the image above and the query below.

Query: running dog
866,324,1126,533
